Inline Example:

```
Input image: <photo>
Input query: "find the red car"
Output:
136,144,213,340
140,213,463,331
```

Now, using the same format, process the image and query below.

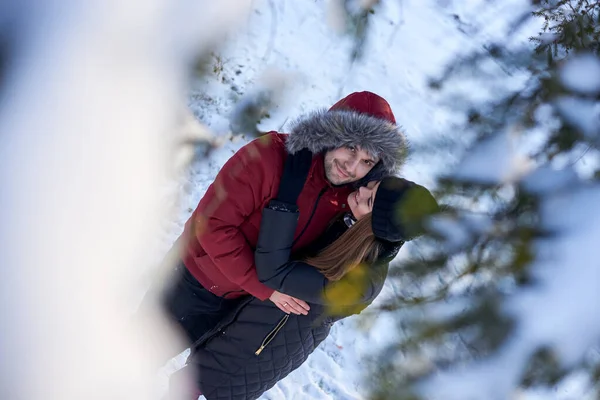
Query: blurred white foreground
0,1,251,399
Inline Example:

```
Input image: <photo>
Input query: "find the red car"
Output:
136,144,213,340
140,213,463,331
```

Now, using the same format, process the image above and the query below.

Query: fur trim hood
285,92,408,180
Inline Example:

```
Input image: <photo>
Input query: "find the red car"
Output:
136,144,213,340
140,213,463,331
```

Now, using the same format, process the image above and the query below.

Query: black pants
136,260,241,365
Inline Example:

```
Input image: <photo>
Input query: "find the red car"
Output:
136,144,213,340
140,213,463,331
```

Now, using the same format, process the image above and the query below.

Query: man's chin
326,171,355,186
331,177,355,186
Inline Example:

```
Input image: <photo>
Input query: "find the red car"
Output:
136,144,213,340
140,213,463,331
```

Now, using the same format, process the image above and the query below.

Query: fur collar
285,109,408,178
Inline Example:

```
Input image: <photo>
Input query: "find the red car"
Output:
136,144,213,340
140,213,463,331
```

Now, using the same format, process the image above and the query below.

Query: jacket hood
285,91,408,182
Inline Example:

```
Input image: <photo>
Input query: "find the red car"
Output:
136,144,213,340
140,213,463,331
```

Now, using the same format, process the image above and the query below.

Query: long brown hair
304,214,385,281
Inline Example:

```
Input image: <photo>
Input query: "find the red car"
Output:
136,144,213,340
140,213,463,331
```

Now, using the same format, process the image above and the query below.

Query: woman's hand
269,290,310,315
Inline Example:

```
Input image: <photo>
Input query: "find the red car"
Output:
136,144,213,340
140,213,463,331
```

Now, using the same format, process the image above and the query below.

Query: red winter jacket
180,91,407,301
181,133,352,300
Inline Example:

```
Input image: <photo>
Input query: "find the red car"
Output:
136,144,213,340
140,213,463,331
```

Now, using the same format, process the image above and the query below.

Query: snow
2,0,597,398
559,54,600,96
182,0,538,189
554,54,600,142
178,0,598,398
554,96,600,139
453,131,534,184
429,211,495,253
155,0,591,399
418,169,600,400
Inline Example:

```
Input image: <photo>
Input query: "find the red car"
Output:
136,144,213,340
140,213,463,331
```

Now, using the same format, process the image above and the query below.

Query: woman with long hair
168,153,439,400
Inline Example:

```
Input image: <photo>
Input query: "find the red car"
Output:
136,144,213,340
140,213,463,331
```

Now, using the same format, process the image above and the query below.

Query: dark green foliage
530,0,600,60
337,0,381,63
365,1,600,398
228,90,275,137
521,348,566,387
0,32,9,96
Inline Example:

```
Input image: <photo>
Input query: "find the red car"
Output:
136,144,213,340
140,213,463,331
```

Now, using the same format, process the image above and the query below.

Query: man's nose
345,158,359,173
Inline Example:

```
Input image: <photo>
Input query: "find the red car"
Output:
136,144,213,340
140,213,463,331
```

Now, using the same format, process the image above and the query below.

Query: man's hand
269,290,310,315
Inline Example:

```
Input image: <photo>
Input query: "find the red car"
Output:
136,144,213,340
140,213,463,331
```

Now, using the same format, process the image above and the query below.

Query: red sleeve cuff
243,279,275,301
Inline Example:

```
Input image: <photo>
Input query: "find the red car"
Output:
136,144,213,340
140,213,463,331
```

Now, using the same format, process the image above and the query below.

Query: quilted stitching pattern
185,246,394,400
190,300,334,400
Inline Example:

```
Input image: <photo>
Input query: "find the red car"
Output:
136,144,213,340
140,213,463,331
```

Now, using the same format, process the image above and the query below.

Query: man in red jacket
142,91,407,363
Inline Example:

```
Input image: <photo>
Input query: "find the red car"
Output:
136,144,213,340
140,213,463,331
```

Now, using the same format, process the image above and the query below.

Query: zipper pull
255,346,265,356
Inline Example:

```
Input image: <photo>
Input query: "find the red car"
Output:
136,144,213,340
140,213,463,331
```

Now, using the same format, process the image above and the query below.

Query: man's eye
348,146,356,152
364,160,372,166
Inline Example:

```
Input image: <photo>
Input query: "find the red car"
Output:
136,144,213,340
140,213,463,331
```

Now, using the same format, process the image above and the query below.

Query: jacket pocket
190,296,253,351
255,313,289,356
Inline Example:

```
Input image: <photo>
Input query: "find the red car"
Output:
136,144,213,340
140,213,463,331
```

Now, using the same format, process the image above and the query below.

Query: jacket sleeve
195,134,283,301
259,257,391,306
254,202,299,280
255,204,398,305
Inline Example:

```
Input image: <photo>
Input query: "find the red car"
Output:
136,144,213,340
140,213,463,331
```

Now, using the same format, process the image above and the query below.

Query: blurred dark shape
229,90,275,137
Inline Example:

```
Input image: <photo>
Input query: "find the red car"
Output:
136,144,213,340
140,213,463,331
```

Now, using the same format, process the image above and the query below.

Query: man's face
323,145,379,185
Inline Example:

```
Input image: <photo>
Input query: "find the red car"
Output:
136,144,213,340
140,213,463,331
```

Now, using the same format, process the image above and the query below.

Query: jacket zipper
292,187,327,247
190,296,254,352
254,313,290,356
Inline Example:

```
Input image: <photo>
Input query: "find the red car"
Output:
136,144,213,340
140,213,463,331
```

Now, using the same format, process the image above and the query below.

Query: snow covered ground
4,0,597,399
157,0,538,255
146,0,593,399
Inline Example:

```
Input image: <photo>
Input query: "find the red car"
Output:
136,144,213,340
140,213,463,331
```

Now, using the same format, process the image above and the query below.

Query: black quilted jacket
186,205,401,400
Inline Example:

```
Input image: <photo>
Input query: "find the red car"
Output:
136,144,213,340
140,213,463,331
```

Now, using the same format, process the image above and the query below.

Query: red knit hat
329,91,397,124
